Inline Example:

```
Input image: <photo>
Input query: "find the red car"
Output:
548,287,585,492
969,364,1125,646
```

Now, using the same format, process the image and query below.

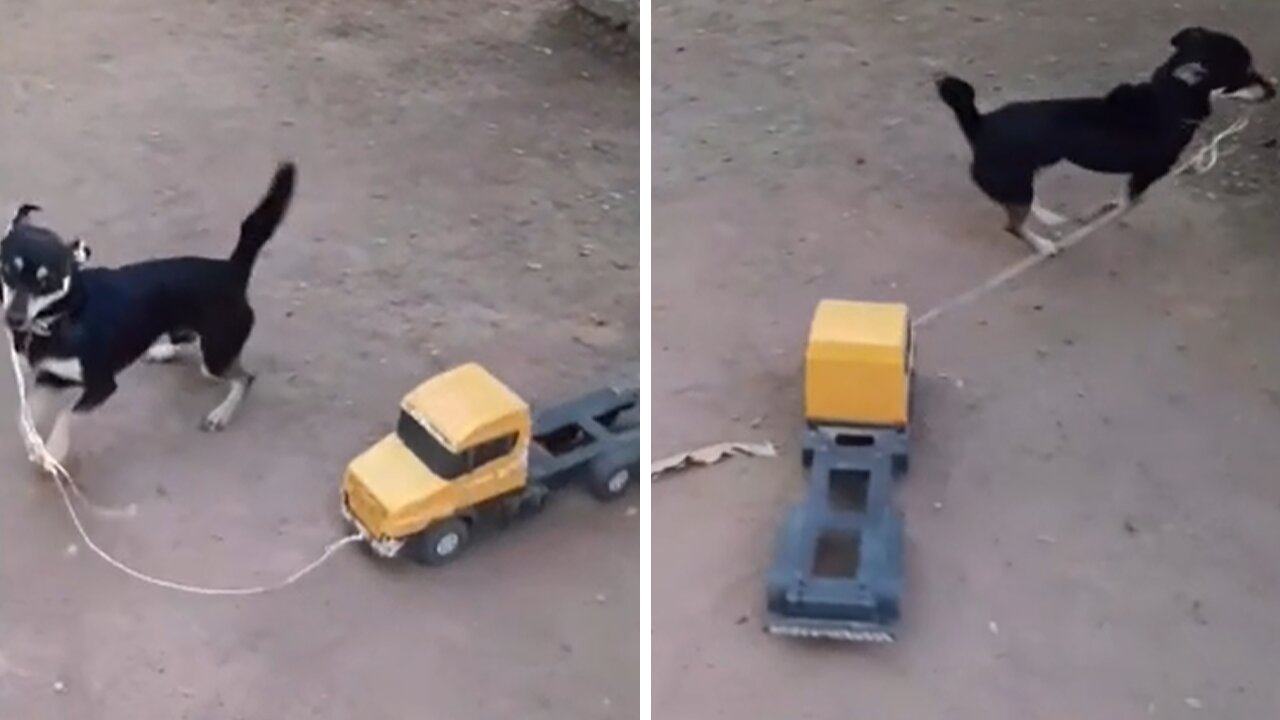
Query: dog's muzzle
3,296,51,335
4,296,31,332
1237,72,1276,101
1217,72,1277,102
1255,73,1277,100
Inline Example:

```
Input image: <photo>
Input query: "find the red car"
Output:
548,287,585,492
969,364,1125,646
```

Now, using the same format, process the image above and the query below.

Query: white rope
913,115,1250,329
1178,115,1249,175
7,335,361,596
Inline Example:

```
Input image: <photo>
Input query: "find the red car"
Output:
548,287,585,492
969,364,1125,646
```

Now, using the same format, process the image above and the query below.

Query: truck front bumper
340,491,405,559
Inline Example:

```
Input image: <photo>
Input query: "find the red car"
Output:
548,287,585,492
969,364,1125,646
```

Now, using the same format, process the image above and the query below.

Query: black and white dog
1,162,296,471
937,27,1275,255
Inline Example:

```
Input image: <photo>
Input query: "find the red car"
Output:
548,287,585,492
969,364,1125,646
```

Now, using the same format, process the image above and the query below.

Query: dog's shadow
83,359,262,470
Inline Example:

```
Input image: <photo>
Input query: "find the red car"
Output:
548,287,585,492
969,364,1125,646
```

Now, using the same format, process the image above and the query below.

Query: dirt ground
654,1,1280,718
0,1,637,718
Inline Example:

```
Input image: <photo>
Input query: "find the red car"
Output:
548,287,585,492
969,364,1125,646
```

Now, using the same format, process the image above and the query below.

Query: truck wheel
589,463,635,502
518,485,550,519
894,452,910,477
407,519,470,566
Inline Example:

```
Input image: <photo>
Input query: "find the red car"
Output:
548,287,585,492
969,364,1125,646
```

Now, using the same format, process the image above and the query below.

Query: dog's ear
1171,27,1208,51
9,204,40,230
1173,61,1208,86
69,237,91,266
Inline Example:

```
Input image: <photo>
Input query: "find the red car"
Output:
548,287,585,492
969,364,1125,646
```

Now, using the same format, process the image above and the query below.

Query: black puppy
1,162,296,470
937,27,1275,255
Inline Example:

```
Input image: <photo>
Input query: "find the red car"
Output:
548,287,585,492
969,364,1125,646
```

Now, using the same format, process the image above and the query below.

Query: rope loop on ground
6,336,359,596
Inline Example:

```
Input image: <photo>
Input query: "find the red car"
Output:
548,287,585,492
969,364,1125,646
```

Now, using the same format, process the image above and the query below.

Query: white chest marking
35,356,84,383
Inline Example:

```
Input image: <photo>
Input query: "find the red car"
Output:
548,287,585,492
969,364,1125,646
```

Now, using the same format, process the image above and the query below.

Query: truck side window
468,433,519,471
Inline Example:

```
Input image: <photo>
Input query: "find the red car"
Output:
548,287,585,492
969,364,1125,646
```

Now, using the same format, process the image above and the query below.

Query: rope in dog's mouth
913,114,1251,329
5,335,361,596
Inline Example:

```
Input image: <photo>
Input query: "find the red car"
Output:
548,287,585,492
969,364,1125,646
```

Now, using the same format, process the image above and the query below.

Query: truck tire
407,519,470,566
894,451,910,477
588,461,637,502
517,484,550,519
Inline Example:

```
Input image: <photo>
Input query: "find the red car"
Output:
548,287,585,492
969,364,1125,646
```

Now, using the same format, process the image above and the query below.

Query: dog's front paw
26,450,62,480
200,410,232,432
26,449,48,474
21,436,51,472
1025,233,1059,257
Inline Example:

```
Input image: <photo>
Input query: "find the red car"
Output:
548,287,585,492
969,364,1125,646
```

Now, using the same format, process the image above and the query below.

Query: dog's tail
936,75,982,143
230,161,296,282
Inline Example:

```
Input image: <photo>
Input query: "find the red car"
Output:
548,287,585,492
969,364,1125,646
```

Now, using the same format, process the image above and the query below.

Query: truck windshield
396,410,468,480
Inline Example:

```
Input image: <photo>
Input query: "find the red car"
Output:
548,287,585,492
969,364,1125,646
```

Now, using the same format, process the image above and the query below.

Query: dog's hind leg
1004,204,1059,256
974,162,1058,255
197,306,255,432
200,360,255,432
1031,198,1070,226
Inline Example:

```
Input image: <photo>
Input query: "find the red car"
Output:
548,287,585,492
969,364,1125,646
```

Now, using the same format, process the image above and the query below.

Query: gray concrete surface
0,1,637,718
654,1,1280,718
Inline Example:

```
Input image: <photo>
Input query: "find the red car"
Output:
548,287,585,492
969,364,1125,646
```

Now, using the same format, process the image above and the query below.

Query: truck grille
344,478,386,532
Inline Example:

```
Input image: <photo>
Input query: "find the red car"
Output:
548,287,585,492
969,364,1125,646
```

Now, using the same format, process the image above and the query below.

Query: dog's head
0,205,91,334
1169,27,1275,102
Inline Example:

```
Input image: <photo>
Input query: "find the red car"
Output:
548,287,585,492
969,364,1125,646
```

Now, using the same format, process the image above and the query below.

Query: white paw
144,342,180,363
1026,233,1059,256
1031,202,1070,227
28,444,64,478
200,409,231,432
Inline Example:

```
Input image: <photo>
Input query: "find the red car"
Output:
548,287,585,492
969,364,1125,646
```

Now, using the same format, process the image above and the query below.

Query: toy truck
766,300,913,642
341,362,639,566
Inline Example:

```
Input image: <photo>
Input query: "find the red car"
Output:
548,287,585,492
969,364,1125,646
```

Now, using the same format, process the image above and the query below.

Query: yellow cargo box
804,299,912,428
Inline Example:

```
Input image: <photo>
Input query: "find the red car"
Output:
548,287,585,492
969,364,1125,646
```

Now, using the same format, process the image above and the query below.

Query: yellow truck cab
342,362,640,565
801,300,913,472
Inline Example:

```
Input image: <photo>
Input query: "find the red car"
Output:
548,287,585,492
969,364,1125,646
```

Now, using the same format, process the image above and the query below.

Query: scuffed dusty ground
0,1,637,718
654,1,1280,718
